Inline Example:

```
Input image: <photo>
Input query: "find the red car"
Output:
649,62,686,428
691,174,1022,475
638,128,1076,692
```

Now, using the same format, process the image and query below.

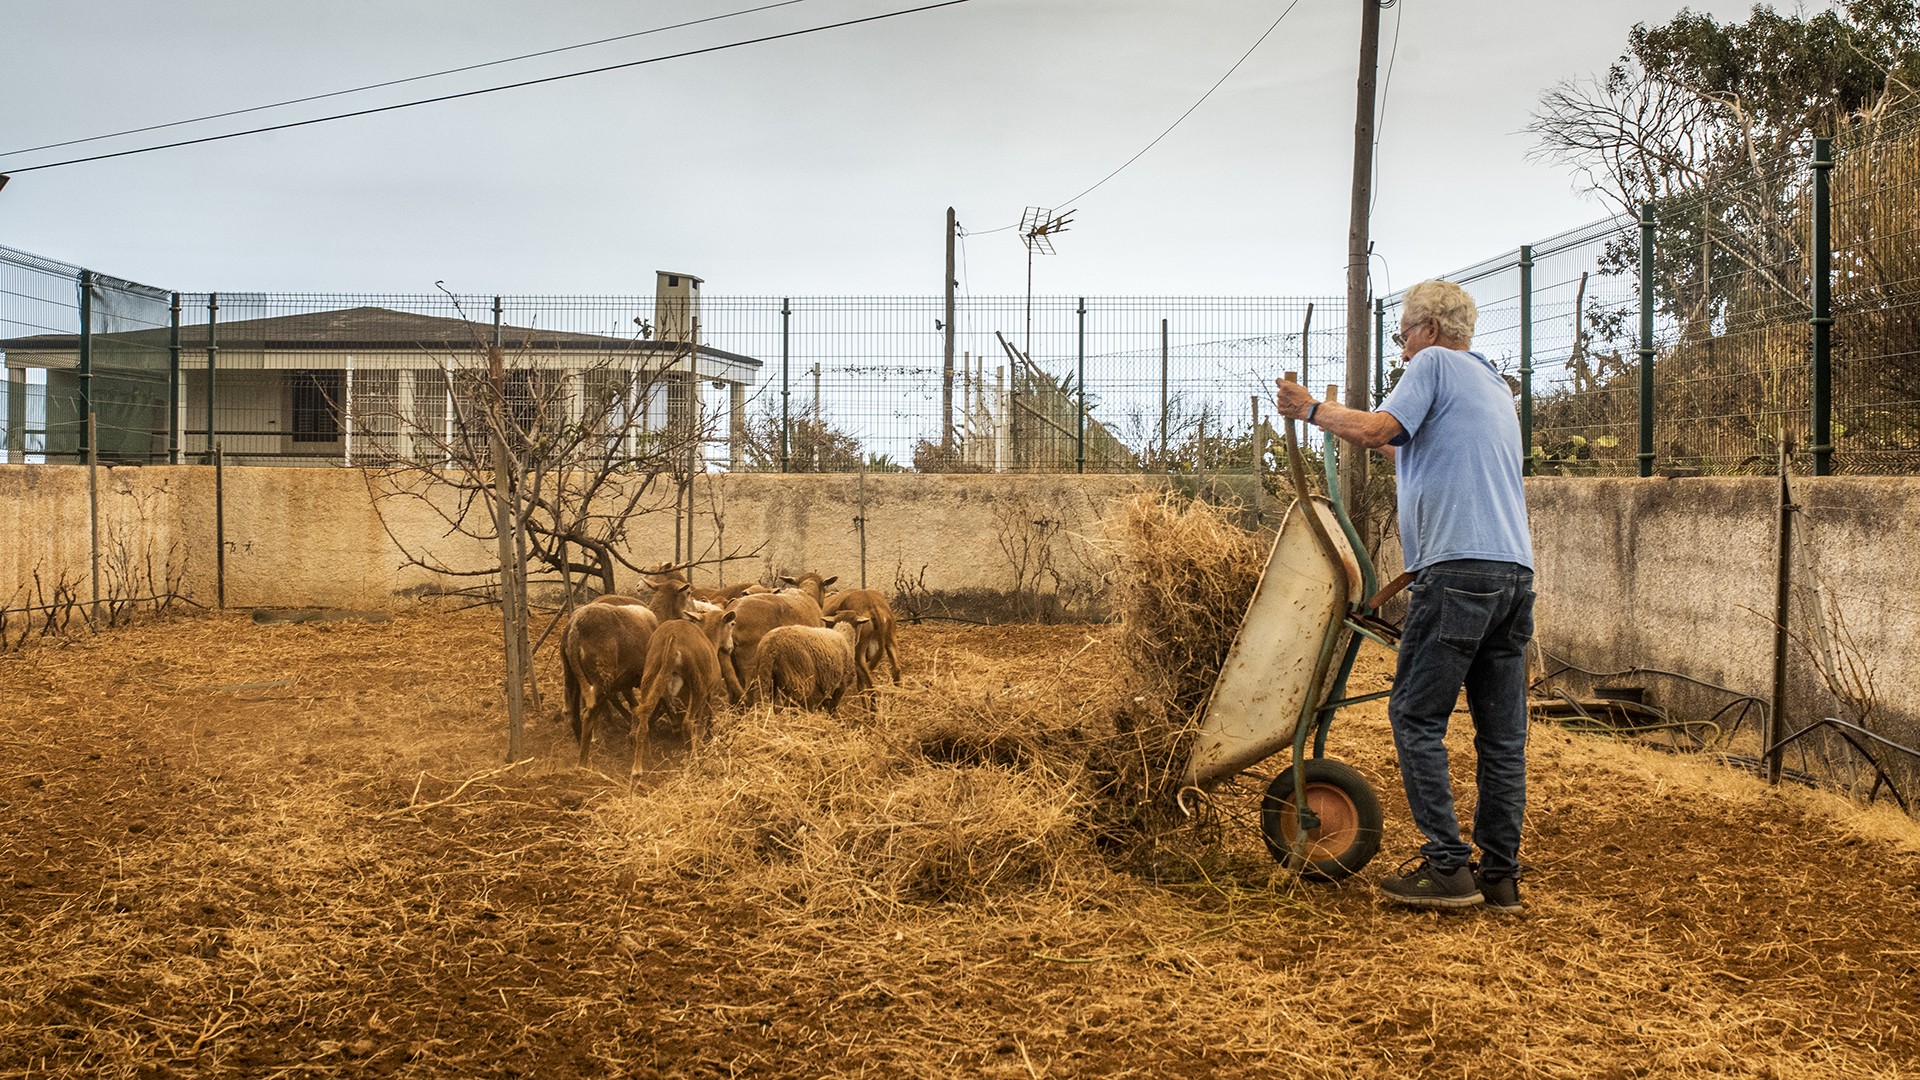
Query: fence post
214,441,226,610
1638,203,1656,478
1519,244,1534,476
1810,137,1834,476
1159,318,1169,464
1768,436,1794,784
1076,297,1086,473
1373,298,1385,406
1250,393,1263,513
168,292,182,465
780,298,791,473
77,270,93,465
87,412,100,618
205,292,219,464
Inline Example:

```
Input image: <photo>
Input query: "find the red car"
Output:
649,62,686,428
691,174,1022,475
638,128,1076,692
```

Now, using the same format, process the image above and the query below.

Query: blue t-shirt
1378,346,1533,571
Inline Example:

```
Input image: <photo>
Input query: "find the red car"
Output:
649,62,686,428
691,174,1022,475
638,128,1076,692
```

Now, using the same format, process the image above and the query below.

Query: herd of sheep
560,570,901,776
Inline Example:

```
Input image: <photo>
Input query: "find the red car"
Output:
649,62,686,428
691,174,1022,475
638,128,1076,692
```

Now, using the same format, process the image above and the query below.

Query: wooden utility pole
943,207,957,455
1343,0,1382,514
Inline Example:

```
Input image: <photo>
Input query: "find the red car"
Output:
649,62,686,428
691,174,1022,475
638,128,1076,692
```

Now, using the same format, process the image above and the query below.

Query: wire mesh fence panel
1525,218,1643,475
0,245,78,463
699,295,1346,475
1649,157,1814,474
130,291,1358,475
1,246,175,464
1832,109,1920,475
83,276,176,464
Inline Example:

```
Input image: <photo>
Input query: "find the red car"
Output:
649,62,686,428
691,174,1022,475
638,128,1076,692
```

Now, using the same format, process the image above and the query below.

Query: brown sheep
822,589,901,689
560,601,658,766
749,611,869,714
643,577,701,622
559,583,690,726
692,581,755,605
778,573,837,606
639,564,752,607
629,608,737,775
724,583,830,694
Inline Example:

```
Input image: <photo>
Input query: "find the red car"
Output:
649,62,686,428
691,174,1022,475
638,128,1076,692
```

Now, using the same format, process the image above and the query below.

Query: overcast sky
1,0,1813,299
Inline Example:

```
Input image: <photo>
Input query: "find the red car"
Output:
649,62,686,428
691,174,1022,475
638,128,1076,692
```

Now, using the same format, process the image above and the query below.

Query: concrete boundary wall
4,467,1913,748
1527,476,1920,750
0,466,1220,619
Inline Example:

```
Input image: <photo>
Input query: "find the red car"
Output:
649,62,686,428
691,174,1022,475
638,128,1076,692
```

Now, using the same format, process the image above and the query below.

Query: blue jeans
1387,559,1535,878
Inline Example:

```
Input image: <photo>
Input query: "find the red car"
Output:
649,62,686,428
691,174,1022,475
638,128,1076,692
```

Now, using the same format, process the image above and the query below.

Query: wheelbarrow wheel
1260,758,1383,882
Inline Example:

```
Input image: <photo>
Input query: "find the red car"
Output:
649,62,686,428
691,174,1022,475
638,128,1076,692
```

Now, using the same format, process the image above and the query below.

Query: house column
5,367,25,462
396,368,416,462
563,370,583,432
729,382,745,471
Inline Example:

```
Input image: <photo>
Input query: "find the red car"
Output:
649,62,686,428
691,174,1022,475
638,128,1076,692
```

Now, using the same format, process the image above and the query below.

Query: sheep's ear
721,610,736,624
821,576,838,588
821,618,834,628
856,615,871,625
780,576,798,586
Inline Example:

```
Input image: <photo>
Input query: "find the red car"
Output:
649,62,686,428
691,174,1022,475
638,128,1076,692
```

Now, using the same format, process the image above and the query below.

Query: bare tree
345,299,750,757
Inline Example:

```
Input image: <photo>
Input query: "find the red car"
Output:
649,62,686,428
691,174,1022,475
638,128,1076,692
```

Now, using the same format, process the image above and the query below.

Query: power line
966,0,1305,237
1053,0,1303,210
0,0,822,160
0,0,973,175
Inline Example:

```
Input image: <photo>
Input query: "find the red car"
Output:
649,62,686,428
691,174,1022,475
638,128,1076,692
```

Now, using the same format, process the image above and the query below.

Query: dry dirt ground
3,611,1919,1078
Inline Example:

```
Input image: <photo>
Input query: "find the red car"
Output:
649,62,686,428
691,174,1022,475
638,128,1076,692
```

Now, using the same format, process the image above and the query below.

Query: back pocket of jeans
1439,587,1501,654
1510,589,1536,647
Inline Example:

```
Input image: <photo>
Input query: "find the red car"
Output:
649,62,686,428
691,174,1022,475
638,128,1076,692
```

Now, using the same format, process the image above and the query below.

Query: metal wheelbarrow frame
1179,410,1401,881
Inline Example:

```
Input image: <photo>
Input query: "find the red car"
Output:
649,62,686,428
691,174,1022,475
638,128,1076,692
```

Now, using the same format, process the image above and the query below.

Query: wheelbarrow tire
1260,758,1384,882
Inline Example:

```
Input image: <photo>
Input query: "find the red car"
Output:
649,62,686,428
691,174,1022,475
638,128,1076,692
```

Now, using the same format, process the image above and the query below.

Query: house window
291,371,343,443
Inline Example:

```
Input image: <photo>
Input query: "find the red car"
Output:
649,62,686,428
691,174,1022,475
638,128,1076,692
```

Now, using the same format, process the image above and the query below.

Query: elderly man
1273,278,1533,913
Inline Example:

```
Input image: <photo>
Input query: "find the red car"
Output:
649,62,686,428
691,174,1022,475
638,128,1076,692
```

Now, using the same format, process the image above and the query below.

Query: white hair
1402,279,1477,343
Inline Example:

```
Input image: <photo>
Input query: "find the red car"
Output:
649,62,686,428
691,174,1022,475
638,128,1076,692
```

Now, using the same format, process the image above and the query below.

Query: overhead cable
966,0,1304,236
0,0,972,174
0,0,823,159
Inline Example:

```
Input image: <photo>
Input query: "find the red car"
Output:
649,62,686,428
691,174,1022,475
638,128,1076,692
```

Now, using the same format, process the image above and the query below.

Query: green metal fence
5,277,1351,474
1831,108,1920,475
10,101,1917,477
0,245,177,465
1386,105,1920,477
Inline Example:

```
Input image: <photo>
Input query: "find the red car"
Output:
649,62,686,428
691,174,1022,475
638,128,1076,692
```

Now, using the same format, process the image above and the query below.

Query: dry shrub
1093,492,1268,852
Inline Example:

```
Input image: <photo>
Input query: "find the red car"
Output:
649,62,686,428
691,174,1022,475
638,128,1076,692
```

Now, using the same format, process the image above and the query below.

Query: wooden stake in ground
489,340,528,763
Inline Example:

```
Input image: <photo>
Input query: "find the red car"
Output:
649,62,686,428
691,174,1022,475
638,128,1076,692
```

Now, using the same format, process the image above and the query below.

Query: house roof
1,305,762,372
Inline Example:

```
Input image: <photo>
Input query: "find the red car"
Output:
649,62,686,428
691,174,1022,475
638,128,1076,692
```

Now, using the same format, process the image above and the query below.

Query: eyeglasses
1391,319,1432,348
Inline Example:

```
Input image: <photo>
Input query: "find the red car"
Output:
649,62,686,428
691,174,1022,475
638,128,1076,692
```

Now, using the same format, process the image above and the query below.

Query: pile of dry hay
589,491,1275,905
1094,492,1268,838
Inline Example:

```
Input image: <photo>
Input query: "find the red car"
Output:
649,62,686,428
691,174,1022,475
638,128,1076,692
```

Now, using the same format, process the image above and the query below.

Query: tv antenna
1020,206,1073,356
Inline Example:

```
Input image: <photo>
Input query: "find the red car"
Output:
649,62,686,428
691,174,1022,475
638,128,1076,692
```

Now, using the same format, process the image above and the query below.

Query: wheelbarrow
1178,382,1405,881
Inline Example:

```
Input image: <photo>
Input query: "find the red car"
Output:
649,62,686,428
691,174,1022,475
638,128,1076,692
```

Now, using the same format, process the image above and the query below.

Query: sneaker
1473,866,1526,914
1378,857,1483,910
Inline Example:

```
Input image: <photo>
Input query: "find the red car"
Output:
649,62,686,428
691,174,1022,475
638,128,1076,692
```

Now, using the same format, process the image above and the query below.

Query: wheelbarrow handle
1365,571,1417,611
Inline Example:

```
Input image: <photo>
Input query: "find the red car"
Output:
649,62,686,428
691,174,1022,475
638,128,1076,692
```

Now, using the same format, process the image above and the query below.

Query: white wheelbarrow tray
1182,494,1364,790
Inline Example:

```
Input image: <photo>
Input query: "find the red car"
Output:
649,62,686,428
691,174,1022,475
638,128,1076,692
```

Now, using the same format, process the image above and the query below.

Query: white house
2,272,763,467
